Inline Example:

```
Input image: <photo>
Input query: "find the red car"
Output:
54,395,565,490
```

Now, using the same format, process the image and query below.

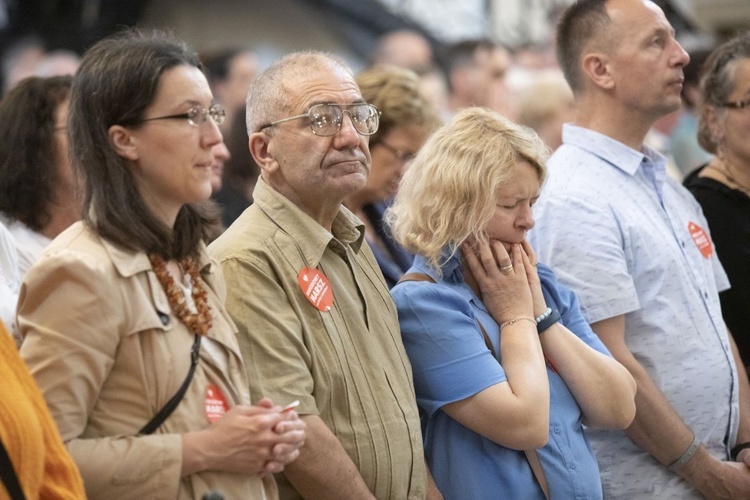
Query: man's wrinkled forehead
282,60,362,112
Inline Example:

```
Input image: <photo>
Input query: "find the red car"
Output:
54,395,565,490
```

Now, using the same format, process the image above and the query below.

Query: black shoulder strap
0,437,26,500
140,334,202,435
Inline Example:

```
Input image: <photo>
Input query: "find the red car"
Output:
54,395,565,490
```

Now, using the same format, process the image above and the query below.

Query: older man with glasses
209,51,441,500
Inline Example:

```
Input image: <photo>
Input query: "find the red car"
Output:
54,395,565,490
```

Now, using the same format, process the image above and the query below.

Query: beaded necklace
148,254,213,336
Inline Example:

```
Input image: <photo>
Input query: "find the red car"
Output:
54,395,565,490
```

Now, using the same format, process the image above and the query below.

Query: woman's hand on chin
461,238,534,324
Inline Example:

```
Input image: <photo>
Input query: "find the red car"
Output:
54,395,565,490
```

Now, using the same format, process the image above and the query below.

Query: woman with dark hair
0,75,80,276
18,29,305,499
684,31,750,371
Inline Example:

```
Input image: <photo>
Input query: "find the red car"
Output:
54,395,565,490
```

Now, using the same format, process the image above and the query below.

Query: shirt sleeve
18,250,183,500
391,281,506,417
538,264,612,357
219,256,318,415
530,193,640,324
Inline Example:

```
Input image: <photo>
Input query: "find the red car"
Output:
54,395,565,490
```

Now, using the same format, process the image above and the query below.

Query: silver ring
500,264,514,273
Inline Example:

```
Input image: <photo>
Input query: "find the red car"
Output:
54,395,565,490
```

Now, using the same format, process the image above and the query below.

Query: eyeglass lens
187,105,226,126
309,104,378,136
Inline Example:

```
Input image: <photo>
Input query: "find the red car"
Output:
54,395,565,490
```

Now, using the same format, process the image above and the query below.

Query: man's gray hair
245,51,353,135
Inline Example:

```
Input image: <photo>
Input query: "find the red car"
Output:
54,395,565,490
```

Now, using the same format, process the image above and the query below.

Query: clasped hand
205,397,307,476
462,239,548,323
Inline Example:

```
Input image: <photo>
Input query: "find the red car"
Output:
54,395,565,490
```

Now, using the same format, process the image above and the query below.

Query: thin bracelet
535,307,553,323
667,435,701,472
499,317,536,329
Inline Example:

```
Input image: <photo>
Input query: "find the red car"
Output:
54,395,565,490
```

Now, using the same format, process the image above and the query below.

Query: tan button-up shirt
18,222,275,500
210,178,427,499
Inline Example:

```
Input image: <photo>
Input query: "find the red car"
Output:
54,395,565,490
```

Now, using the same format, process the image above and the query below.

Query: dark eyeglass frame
259,103,380,136
377,141,417,162
124,104,226,127
721,98,750,110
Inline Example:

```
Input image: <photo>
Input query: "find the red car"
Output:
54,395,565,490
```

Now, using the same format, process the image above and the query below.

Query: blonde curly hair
386,107,548,271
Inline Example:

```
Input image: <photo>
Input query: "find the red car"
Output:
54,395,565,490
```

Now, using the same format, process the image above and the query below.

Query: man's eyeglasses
378,141,416,162
721,99,750,110
126,104,226,127
260,103,380,136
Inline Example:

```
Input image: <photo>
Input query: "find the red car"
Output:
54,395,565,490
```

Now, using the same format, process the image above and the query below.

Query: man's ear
582,52,615,90
108,125,139,161
249,131,278,175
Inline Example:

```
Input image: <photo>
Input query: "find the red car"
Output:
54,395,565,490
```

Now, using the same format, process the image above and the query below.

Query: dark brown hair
69,28,217,259
0,75,72,231
556,0,610,93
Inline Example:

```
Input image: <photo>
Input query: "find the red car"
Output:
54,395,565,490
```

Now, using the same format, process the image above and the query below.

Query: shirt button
704,291,709,299
681,241,686,247
570,462,577,469
158,312,170,325
554,427,561,434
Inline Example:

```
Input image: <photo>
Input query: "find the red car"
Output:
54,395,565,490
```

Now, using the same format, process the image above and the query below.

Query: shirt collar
252,177,365,267
410,250,489,314
100,232,213,279
562,123,669,195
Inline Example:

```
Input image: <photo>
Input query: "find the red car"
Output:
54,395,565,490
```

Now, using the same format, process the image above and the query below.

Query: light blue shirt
530,124,737,499
391,252,610,500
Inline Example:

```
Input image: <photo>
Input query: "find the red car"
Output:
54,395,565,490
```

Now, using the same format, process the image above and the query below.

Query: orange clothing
0,321,85,500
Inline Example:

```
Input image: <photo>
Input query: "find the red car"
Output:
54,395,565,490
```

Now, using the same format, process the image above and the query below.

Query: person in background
209,142,231,196
371,29,435,77
671,47,713,176
1,36,45,95
18,28,305,500
343,64,440,287
211,107,261,228
530,0,750,497
371,30,450,123
32,50,80,79
0,222,21,344
210,51,441,499
0,75,81,277
388,107,635,499
684,32,750,372
205,141,232,242
203,48,259,134
0,320,85,500
443,39,514,119
516,69,574,151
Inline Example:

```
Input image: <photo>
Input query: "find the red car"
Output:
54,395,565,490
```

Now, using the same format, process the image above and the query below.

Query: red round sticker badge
297,267,334,312
205,384,229,423
688,221,713,259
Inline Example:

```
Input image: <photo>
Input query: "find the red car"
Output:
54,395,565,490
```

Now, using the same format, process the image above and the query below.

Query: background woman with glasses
343,64,441,288
17,28,305,500
684,31,750,372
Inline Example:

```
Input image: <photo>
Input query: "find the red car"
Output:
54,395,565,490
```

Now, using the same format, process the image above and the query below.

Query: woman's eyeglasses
125,104,226,127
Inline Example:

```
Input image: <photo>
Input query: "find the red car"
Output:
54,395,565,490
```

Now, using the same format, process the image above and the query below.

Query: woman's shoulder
31,222,145,286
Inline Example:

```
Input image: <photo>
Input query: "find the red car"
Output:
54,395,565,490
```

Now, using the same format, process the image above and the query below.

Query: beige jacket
18,222,276,500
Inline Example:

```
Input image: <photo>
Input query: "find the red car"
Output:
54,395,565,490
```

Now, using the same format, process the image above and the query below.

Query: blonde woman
388,107,636,499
